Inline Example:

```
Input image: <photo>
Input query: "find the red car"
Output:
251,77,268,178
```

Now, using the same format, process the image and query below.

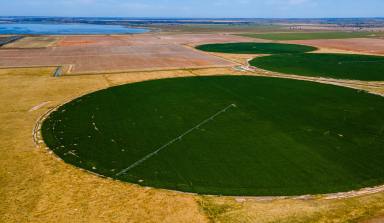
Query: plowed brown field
286,38,384,55
0,34,255,74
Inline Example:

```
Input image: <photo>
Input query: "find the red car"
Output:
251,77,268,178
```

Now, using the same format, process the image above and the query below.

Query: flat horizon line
1,16,384,20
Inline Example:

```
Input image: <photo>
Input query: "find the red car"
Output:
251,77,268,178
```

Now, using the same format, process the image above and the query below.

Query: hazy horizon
1,0,383,18
1,16,384,19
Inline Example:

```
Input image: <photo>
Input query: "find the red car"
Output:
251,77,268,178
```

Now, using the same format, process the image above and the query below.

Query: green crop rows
196,42,317,54
42,76,384,196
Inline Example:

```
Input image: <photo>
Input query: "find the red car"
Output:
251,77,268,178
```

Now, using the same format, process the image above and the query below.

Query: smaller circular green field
250,53,384,81
196,42,317,54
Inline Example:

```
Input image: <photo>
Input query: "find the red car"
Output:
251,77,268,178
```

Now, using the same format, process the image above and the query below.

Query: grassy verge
2,36,61,48
202,192,384,223
0,67,56,76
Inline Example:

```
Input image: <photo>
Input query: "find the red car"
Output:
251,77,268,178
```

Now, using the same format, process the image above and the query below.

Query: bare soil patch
0,34,238,74
57,34,258,47
157,33,263,46
363,215,384,223
286,38,384,55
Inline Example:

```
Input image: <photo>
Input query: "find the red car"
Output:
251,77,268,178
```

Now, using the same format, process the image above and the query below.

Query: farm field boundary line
309,47,384,56
1,36,62,48
0,47,50,50
248,66,384,95
0,65,60,69
0,36,23,47
182,43,244,66
0,49,211,58
33,101,109,182
211,53,384,92
63,65,235,76
237,56,384,94
0,65,235,76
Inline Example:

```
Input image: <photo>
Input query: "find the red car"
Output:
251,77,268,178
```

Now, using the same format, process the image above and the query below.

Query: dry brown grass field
1,31,384,223
2,36,61,48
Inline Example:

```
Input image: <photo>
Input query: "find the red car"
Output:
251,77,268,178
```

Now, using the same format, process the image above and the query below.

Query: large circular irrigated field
196,42,317,54
42,76,384,196
196,42,384,81
250,53,384,81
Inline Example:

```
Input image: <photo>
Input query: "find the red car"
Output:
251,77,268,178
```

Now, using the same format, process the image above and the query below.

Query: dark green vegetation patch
42,76,384,196
250,53,384,81
240,32,384,40
196,42,317,54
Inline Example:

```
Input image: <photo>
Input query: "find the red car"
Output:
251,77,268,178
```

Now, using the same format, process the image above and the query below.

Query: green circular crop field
42,76,384,196
196,42,317,54
250,53,384,81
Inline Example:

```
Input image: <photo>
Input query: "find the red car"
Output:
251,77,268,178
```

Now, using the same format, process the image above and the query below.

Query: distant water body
0,23,149,35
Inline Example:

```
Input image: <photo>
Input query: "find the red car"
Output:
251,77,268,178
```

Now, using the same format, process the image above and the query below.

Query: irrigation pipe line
116,103,237,176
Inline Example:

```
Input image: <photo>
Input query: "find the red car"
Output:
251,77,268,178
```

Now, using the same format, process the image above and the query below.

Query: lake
0,23,149,35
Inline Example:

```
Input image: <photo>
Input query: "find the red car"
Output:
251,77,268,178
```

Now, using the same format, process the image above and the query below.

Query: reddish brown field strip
0,34,256,74
286,38,384,55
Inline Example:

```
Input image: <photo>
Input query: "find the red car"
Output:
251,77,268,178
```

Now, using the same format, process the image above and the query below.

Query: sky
0,0,383,18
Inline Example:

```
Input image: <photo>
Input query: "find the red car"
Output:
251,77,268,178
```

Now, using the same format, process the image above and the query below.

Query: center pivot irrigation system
116,103,237,176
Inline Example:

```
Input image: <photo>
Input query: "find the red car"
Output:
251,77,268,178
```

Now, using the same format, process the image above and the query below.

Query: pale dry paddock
0,67,216,223
1,66,384,223
1,36,61,48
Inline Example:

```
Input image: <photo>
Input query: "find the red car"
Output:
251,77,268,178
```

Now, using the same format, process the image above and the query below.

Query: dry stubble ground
0,67,224,223
2,36,61,48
